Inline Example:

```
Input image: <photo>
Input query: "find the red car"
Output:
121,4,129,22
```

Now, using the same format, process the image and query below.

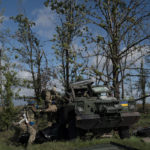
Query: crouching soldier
41,90,57,127
12,109,28,142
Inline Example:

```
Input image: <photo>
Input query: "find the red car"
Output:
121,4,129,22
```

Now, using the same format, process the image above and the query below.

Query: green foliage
0,42,19,131
91,66,103,76
0,25,20,130
131,110,150,129
0,70,19,130
11,14,49,102
46,0,87,91
82,0,150,98
0,5,20,130
0,107,17,130
3,71,18,107
10,14,39,52
136,115,150,128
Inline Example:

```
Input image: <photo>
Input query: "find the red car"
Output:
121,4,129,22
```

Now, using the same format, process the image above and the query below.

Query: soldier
12,101,39,146
26,100,41,145
12,108,28,142
42,90,57,127
51,86,61,102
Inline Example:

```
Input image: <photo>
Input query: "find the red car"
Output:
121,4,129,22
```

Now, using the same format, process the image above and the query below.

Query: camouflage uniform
13,110,28,140
13,104,40,145
43,90,57,127
18,116,28,134
51,87,61,101
26,101,40,145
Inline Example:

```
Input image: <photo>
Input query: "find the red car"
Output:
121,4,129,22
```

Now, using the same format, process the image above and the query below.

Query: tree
0,34,19,130
45,0,86,92
138,52,150,112
0,2,19,130
0,66,19,130
11,14,49,103
84,0,150,99
0,0,5,106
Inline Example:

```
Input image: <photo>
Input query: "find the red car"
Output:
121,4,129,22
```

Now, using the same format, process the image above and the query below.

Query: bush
136,104,150,113
0,107,18,131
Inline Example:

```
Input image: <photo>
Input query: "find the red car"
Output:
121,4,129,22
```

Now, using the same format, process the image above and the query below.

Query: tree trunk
121,78,124,99
112,60,120,99
66,49,69,92
141,59,146,113
0,49,1,82
36,59,41,103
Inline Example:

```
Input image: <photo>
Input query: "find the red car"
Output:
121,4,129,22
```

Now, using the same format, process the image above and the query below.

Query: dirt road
78,143,133,150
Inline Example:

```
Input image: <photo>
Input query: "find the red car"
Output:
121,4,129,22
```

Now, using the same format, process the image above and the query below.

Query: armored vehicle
57,79,140,139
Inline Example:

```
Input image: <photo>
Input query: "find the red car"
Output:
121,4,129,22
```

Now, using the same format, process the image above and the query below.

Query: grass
0,137,149,150
27,138,116,150
132,113,150,129
0,130,150,150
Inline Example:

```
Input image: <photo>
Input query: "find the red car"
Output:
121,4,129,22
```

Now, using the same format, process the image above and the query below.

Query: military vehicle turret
57,79,140,139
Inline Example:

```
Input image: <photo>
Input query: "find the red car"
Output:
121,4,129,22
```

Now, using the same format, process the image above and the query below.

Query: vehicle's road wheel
118,127,130,139
18,132,29,145
77,128,86,139
67,110,77,140
58,123,68,140
68,119,76,140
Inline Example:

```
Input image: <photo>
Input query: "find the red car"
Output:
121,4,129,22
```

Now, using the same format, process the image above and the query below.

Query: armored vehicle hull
76,112,140,130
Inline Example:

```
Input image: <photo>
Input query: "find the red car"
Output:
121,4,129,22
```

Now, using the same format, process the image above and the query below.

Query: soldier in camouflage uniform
13,101,40,145
26,100,41,145
13,109,28,141
51,86,61,102
42,90,57,127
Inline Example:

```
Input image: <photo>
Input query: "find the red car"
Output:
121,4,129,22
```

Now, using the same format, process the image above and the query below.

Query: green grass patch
0,142,23,150
18,138,115,150
0,136,150,150
133,113,150,129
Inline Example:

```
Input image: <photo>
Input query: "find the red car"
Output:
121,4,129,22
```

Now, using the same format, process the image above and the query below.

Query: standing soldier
51,86,61,103
13,100,41,146
41,90,57,127
26,100,41,145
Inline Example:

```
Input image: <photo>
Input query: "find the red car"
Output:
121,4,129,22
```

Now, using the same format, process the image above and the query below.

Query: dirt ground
78,144,126,150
